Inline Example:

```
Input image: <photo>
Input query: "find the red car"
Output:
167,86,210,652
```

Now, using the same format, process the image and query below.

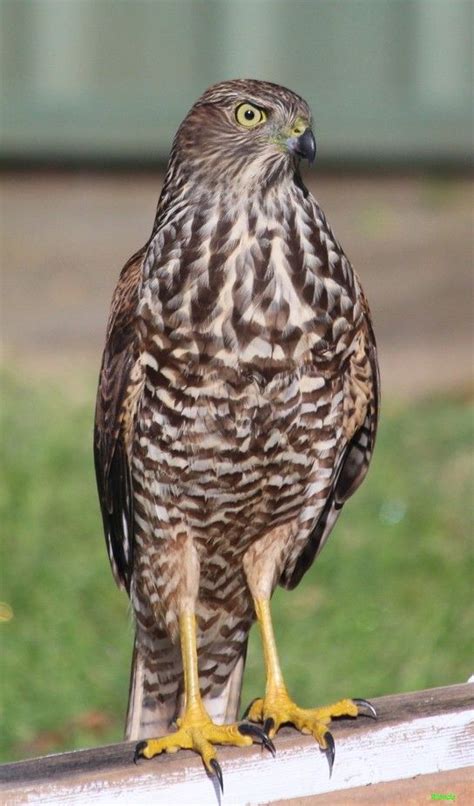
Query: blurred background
1,0,472,763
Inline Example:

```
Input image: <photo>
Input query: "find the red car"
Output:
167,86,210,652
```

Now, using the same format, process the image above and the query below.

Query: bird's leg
246,598,376,771
134,611,273,788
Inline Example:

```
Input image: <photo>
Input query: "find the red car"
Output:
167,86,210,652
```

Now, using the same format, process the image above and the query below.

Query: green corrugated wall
1,0,472,162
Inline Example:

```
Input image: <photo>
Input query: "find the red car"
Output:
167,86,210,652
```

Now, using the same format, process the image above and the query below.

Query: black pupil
244,108,255,120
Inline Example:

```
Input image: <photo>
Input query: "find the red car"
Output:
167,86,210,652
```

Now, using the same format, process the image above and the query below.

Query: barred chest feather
130,181,369,627
139,182,364,370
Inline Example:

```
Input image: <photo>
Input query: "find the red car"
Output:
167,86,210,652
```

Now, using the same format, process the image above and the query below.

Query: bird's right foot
134,705,274,792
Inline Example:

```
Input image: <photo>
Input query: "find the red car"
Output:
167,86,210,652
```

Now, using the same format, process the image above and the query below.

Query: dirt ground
1,171,472,400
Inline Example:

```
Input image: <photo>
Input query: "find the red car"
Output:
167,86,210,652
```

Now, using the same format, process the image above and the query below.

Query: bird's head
171,79,316,191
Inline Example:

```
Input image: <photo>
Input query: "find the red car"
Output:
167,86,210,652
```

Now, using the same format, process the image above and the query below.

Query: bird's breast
133,190,361,551
133,351,343,551
139,192,362,370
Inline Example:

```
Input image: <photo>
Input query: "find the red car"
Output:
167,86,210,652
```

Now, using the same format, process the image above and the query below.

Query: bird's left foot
245,691,376,772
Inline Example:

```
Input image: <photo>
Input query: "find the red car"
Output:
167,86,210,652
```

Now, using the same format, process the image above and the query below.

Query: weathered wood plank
279,767,473,805
1,683,473,805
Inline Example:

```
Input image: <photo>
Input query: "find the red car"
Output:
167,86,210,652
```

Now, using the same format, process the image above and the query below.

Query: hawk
94,79,379,787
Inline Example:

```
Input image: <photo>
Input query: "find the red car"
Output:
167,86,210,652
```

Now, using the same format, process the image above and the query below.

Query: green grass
1,372,473,762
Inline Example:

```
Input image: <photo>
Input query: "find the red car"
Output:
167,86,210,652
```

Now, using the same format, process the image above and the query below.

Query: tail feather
203,639,248,725
125,635,180,741
125,632,248,740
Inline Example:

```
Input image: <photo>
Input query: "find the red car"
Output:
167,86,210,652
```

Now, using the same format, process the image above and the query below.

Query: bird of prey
94,79,379,787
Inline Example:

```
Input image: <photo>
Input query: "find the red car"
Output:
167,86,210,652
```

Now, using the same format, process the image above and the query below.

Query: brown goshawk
94,79,379,787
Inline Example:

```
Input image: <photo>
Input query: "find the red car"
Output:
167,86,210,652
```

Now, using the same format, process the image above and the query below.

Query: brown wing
94,247,145,593
281,310,380,590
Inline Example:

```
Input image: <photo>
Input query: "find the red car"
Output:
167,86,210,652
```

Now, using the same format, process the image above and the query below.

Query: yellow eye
235,102,267,128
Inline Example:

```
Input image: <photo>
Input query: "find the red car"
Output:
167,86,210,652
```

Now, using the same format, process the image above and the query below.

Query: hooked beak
286,127,317,165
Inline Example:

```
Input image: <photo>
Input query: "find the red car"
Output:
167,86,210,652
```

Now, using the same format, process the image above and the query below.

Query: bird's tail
203,639,248,725
125,635,180,741
125,632,248,740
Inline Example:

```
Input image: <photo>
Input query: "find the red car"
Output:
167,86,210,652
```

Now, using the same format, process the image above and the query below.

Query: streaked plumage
94,79,379,770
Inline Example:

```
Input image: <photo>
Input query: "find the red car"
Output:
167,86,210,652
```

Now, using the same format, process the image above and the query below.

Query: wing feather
94,247,145,592
281,313,379,590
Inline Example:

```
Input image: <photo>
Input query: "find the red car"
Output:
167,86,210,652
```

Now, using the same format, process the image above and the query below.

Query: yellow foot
246,692,376,771
134,711,275,791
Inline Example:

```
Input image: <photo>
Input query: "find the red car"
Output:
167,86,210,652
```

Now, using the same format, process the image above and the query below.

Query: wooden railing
1,683,473,804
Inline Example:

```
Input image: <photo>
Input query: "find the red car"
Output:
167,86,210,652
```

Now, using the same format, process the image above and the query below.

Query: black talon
353,698,377,719
134,740,147,765
239,722,276,757
324,731,335,776
242,697,259,720
210,758,224,793
263,716,275,736
262,734,276,757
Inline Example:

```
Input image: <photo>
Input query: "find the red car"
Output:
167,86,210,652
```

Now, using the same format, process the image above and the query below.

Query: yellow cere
290,116,309,137
235,102,267,128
